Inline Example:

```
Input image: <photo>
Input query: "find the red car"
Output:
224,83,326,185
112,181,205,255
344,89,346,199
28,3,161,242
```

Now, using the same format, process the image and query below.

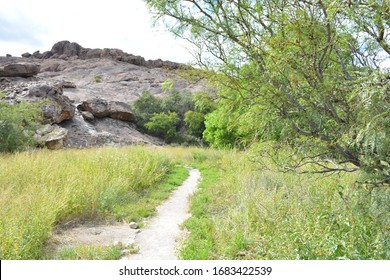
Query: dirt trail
47,168,201,260
123,168,201,260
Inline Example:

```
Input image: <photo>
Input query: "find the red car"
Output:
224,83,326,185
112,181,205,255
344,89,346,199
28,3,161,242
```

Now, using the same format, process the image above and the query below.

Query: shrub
145,112,180,142
0,97,42,152
184,110,205,138
132,91,163,130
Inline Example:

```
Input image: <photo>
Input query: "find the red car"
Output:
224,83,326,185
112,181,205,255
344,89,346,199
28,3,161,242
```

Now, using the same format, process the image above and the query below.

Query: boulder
80,110,95,121
51,40,82,57
0,63,40,77
129,222,138,229
78,98,109,118
108,101,136,122
21,52,32,58
34,124,68,150
78,98,135,122
27,84,75,123
32,51,43,59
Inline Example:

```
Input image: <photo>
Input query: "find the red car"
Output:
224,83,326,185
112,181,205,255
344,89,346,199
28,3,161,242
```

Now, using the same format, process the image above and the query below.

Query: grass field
181,149,390,260
0,146,187,259
1,146,389,260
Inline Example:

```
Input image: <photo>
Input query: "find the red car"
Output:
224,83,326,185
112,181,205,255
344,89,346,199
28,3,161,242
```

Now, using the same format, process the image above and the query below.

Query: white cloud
0,0,194,63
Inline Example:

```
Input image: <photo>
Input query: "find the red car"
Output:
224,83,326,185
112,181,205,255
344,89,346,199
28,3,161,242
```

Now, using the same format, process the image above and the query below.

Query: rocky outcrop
77,98,136,122
29,41,184,70
27,84,76,124
60,114,163,148
0,40,212,149
34,124,68,150
0,63,40,77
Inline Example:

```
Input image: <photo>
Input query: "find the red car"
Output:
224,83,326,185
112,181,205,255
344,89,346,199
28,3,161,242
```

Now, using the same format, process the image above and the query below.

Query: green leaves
144,0,390,185
0,97,42,152
145,112,180,141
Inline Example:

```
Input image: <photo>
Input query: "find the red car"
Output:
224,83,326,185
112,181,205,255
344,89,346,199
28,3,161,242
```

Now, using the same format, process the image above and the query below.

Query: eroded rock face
0,63,40,77
60,114,163,148
27,84,76,124
77,98,136,122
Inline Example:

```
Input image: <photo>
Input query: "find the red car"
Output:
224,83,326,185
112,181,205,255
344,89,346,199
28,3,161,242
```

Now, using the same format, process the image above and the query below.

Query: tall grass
0,146,174,259
181,148,390,260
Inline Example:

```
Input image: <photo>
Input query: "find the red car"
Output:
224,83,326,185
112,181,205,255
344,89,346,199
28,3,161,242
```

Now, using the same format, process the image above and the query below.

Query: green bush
184,110,205,138
132,91,163,130
0,98,42,152
145,112,180,142
132,84,216,144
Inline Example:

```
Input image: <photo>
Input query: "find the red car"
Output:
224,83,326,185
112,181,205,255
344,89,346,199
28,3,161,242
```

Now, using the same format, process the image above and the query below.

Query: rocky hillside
0,41,207,149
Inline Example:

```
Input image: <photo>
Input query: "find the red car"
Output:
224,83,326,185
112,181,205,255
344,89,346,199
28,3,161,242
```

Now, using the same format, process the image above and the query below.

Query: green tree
184,110,205,138
145,112,180,142
144,0,390,186
0,97,42,152
132,91,163,130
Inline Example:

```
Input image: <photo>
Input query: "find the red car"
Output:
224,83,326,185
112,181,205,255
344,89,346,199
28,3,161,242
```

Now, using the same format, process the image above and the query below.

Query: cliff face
0,41,207,148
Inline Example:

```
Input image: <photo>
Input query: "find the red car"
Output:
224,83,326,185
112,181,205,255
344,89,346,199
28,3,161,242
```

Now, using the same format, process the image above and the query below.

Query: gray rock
27,84,75,124
51,41,82,57
121,249,131,256
80,110,94,121
34,124,68,150
108,101,136,122
129,222,138,229
32,51,43,59
113,241,124,248
0,63,40,77
78,98,135,122
78,98,109,118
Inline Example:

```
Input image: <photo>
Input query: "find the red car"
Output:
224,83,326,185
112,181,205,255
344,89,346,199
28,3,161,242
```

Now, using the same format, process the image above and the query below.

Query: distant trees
132,82,216,144
144,0,389,186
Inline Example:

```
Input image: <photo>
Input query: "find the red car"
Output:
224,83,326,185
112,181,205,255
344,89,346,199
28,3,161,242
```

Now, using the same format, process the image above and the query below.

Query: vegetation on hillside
132,80,216,144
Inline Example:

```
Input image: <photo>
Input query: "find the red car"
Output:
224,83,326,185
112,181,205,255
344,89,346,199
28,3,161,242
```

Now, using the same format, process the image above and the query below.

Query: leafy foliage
132,85,216,143
0,96,42,152
145,0,390,186
145,112,180,142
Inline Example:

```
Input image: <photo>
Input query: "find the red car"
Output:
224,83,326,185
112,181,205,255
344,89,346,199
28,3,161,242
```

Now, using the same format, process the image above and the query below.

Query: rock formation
77,99,136,122
29,40,185,70
0,41,209,149
0,63,40,77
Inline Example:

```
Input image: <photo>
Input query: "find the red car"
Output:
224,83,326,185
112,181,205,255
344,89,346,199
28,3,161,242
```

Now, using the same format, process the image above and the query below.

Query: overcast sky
0,0,195,63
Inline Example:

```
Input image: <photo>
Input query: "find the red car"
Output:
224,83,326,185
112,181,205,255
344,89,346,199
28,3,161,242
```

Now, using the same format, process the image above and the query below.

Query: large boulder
108,101,136,122
0,63,40,77
51,40,83,58
77,98,109,118
34,124,68,150
27,84,76,124
78,98,135,122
